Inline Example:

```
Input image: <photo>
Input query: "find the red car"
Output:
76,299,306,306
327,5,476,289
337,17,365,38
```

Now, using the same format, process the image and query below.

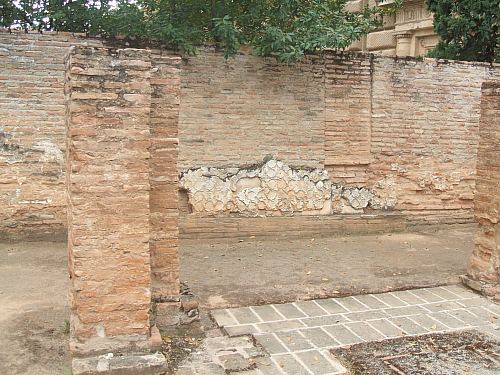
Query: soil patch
332,330,500,375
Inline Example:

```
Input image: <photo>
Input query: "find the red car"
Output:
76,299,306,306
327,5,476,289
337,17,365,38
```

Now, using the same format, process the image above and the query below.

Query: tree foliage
1,0,400,62
426,0,499,62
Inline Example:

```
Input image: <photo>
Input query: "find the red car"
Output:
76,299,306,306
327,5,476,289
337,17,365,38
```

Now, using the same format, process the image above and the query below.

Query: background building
347,0,438,57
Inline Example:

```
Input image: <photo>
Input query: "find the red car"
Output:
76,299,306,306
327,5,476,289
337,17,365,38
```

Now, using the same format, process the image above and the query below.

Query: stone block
72,352,167,375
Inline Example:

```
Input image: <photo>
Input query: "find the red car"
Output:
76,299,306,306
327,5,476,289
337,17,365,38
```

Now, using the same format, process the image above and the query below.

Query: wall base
72,352,167,375
180,213,407,240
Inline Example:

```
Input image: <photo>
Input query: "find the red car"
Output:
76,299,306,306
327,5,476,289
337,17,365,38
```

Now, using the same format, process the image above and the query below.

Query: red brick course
466,80,500,299
66,47,180,355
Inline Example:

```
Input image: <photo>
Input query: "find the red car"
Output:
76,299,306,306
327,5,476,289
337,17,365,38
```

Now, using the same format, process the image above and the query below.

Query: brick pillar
465,80,500,300
149,55,181,300
66,47,154,355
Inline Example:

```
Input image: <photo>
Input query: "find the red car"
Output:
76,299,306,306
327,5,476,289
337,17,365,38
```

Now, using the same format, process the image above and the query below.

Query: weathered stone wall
465,80,500,300
0,32,102,239
66,46,180,359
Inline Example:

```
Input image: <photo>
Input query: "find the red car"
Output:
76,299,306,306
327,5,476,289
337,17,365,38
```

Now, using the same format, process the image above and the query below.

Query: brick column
465,80,500,300
149,55,181,300
66,47,154,355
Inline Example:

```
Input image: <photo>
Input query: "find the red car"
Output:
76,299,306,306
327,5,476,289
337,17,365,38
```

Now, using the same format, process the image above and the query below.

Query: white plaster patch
180,160,332,215
181,160,397,216
32,140,64,162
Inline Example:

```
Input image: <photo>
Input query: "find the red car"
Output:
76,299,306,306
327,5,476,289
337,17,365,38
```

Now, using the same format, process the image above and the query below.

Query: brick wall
368,58,490,224
1,32,498,239
466,80,500,300
179,52,497,232
0,32,102,240
178,49,325,170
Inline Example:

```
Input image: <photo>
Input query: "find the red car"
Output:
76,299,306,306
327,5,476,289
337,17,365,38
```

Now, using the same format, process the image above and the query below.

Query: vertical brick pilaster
66,47,154,355
466,80,500,299
324,53,373,170
149,55,181,300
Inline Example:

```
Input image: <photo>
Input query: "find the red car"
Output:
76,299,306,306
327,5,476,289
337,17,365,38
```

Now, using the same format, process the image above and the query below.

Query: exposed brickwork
1,32,499,240
66,47,180,357
324,53,372,168
149,55,181,300
0,32,101,240
466,80,500,299
178,49,325,170
180,214,406,240
369,58,493,225
179,51,497,235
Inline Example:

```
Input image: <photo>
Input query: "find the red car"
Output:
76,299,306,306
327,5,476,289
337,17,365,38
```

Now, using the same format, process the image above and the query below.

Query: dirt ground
181,224,476,308
0,241,70,375
332,330,500,374
0,224,476,374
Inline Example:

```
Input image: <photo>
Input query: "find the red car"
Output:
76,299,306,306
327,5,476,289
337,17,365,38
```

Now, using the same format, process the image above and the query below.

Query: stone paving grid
210,286,500,374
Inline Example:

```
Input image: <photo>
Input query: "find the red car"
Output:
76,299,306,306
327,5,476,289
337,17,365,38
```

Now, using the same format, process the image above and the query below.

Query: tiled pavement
176,285,500,374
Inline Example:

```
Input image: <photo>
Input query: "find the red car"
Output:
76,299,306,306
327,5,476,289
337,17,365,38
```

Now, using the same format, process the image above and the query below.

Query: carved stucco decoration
180,159,397,216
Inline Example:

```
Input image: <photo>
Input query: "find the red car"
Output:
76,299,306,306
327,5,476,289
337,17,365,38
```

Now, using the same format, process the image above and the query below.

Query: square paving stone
276,331,314,351
224,324,258,337
274,303,307,319
389,317,429,335
368,319,405,338
422,301,463,313
467,306,498,323
333,297,369,312
383,305,428,317
301,314,347,327
301,327,340,348
254,333,288,355
252,305,283,322
230,307,261,324
427,286,465,301
354,294,390,309
323,324,364,346
272,354,309,374
447,309,483,326
346,322,386,341
458,297,491,308
409,314,447,332
343,310,388,322
428,312,469,329
294,300,329,317
409,288,445,303
253,356,284,375
372,293,408,308
315,298,348,314
389,290,426,305
295,350,345,375
211,309,237,327
257,319,304,333
442,285,479,299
